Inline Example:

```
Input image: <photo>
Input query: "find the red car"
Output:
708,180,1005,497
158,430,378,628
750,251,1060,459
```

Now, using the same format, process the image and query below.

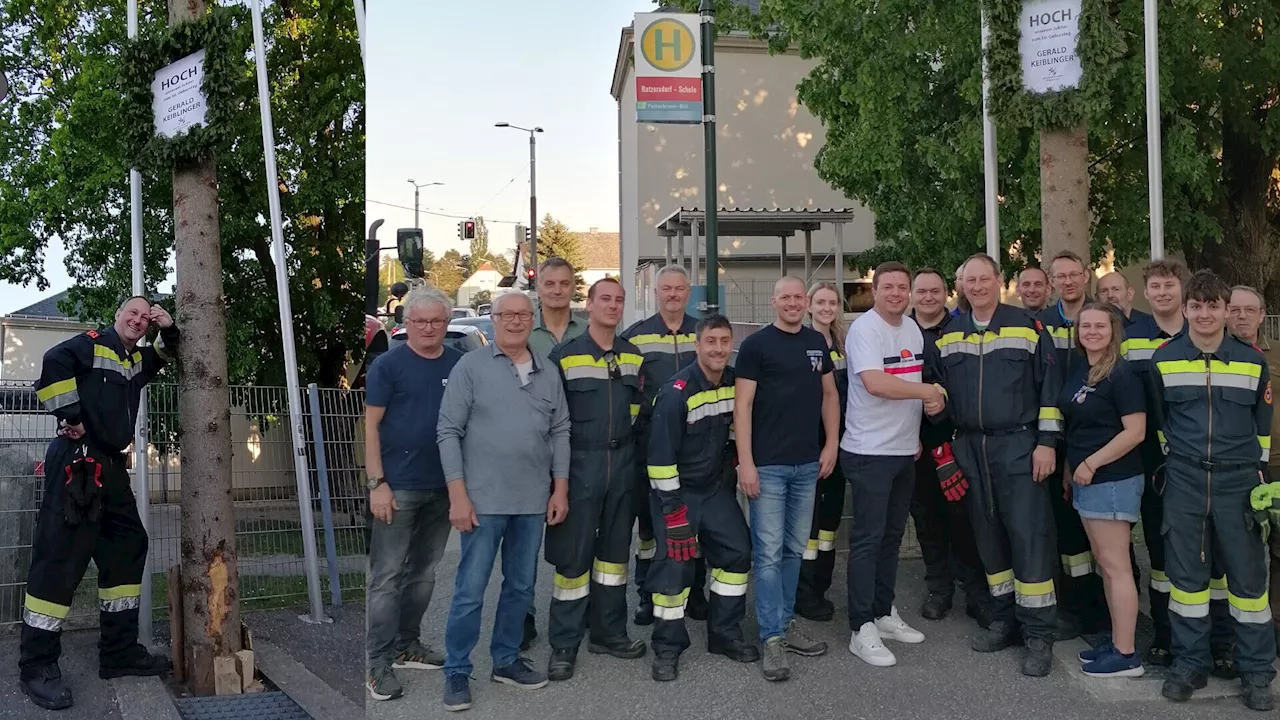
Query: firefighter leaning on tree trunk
20,296,176,711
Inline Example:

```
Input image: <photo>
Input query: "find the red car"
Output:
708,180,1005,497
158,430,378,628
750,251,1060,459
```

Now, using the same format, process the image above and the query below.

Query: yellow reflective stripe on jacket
1039,407,1064,433
1121,337,1163,361
92,344,143,381
686,386,734,423
829,350,846,371
936,326,1039,357
648,464,680,491
630,333,697,354
36,378,79,411
559,353,643,380
1260,435,1271,462
1156,359,1262,390
1048,326,1073,350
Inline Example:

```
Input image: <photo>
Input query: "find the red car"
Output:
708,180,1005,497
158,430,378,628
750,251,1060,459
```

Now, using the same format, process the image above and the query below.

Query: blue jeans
443,514,544,678
749,462,819,641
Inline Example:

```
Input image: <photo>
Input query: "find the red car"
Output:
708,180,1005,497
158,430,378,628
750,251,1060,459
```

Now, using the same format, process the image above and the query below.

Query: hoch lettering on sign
1028,8,1072,28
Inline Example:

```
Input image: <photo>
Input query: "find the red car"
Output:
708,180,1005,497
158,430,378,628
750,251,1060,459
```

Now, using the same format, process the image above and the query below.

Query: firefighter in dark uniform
646,314,759,681
925,254,1062,677
544,279,648,682
21,297,176,710
620,265,705,625
1121,259,1234,674
1149,271,1275,710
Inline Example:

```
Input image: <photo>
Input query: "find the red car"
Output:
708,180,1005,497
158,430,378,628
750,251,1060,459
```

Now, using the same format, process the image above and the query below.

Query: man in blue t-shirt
734,275,840,682
363,287,463,702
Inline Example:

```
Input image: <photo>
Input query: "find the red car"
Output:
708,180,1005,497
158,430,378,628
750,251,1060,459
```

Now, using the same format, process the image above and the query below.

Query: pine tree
535,214,587,301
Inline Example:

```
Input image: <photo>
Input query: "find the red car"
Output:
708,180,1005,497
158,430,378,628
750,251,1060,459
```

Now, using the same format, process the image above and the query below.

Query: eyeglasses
407,318,447,329
495,311,534,324
1052,271,1086,282
1229,306,1262,317
603,350,620,380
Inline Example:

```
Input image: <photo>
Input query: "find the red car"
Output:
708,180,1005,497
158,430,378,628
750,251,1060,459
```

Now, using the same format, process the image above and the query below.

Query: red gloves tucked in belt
664,505,698,561
932,442,968,502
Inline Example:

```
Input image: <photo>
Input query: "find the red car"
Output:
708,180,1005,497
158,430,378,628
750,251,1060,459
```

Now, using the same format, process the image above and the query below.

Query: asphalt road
0,630,124,720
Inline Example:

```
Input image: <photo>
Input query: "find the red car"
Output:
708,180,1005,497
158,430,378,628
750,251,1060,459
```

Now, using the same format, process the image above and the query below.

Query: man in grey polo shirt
437,291,571,713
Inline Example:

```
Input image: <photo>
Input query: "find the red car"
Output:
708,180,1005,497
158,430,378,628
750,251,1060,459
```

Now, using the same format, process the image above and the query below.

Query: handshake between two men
922,382,946,417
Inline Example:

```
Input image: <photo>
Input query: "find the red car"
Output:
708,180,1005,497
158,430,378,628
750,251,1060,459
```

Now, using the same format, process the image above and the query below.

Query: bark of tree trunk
170,0,242,696
1039,124,1092,267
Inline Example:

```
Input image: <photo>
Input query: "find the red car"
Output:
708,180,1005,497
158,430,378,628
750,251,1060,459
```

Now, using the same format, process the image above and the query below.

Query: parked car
448,316,495,344
450,307,477,319
476,303,492,316
389,323,488,353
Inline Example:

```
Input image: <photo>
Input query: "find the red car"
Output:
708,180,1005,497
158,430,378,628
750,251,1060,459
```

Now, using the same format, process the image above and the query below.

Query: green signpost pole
700,0,719,313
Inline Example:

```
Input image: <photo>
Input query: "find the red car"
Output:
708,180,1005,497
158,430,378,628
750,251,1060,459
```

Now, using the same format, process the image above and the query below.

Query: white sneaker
875,606,925,644
849,622,897,667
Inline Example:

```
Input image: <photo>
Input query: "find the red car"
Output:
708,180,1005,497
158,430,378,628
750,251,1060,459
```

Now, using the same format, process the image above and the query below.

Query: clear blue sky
366,0,640,262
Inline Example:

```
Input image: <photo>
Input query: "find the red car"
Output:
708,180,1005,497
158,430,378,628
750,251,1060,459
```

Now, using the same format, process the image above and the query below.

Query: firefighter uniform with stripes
544,333,648,680
926,303,1062,674
22,320,177,709
646,362,758,680
796,336,848,620
1123,314,1234,670
1150,330,1276,702
1035,301,1108,636
621,312,704,623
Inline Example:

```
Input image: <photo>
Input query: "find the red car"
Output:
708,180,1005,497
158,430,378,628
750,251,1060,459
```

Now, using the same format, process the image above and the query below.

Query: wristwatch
366,475,385,491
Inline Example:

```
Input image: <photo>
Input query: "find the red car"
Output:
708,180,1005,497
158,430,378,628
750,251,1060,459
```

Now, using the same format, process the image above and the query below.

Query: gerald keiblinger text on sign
151,49,208,139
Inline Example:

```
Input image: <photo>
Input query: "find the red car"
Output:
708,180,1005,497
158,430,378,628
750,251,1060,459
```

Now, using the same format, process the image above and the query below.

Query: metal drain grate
173,691,312,720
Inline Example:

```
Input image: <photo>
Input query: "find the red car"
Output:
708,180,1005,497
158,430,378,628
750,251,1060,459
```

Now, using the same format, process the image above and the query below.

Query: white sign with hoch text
1019,0,1083,94
152,49,208,138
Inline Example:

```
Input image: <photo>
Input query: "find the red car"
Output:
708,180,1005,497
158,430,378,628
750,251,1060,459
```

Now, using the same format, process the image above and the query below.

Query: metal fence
0,382,368,631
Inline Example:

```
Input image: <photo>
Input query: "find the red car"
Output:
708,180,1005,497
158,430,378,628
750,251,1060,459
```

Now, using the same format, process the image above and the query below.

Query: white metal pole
1143,0,1164,260
252,0,328,624
352,0,366,70
127,0,153,649
980,6,1001,260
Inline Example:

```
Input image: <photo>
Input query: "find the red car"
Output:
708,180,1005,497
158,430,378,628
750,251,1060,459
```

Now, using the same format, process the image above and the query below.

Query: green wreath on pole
119,7,238,169
982,0,1126,128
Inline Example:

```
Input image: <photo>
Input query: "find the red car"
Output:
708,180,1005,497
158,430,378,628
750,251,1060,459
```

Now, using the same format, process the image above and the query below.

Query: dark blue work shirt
1057,358,1147,484
365,343,463,491
734,323,834,467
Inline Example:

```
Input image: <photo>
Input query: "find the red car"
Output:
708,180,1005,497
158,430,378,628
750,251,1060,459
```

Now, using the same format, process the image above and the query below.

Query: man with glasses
437,292,571,712
544,278,648,681
364,288,463,702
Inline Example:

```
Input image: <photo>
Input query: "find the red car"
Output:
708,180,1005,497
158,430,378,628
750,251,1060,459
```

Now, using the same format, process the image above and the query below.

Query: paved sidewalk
0,630,166,719
368,551,1275,720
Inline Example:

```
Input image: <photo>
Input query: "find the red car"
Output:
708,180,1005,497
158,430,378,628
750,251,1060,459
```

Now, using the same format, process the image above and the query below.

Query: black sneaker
708,636,760,663
652,650,680,682
971,621,1019,653
547,647,578,682
442,673,472,712
99,646,172,679
1161,667,1208,702
687,593,709,622
1242,676,1275,712
521,613,538,651
367,665,404,701
920,592,953,620
19,664,73,711
634,600,655,626
491,656,547,690
1020,638,1053,677
588,635,646,659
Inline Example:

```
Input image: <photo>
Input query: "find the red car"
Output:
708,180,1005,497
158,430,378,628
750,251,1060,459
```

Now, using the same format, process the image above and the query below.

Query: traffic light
458,219,476,241
513,224,525,245
525,226,532,244
526,267,536,285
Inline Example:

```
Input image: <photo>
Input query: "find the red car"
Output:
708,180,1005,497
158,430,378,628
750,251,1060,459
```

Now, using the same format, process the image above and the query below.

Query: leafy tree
468,216,490,274
469,289,492,310
671,0,1280,304
536,213,586,301
0,0,365,387
429,248,467,301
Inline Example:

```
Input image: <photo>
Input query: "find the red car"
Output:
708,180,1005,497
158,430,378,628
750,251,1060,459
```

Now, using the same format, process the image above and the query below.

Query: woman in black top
1059,303,1147,678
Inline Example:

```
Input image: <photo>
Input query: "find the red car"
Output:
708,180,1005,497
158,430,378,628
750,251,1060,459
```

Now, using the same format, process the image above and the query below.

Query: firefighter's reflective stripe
1156,359,1262,391
686,386,734,423
552,571,591,601
1061,551,1094,578
1014,578,1056,608
636,537,657,560
652,588,690,620
630,404,641,424
1150,569,1171,594
36,378,79,412
817,529,836,552
936,326,1039,357
803,539,819,560
1121,337,1163,361
648,464,680,492
1170,585,1211,618
1228,591,1272,624
1209,575,1228,601
99,584,142,613
1261,435,1271,462
560,353,644,381
829,351,846,371
629,333,698,355
709,568,748,597
1048,327,1073,351
592,559,628,587
92,345,143,381
986,569,1014,597
23,594,70,632
1039,407,1064,433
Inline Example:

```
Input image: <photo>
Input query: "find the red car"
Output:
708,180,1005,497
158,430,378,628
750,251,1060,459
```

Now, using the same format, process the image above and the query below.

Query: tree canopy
535,213,586,301
0,0,365,386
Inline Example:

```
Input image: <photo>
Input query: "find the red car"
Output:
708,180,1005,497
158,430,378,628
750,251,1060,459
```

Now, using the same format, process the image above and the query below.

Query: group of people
362,251,1277,714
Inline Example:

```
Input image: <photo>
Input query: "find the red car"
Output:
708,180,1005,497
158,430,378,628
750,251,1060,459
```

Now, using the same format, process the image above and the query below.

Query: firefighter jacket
1121,314,1187,372
548,333,645,448
1035,298,1094,378
34,325,179,454
647,362,735,516
825,335,848,443
914,310,956,448
926,303,1063,448
1150,330,1272,467
621,313,699,425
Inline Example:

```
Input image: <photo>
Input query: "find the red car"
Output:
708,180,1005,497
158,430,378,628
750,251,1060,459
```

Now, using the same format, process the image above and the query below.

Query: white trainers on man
875,606,925,644
849,622,897,667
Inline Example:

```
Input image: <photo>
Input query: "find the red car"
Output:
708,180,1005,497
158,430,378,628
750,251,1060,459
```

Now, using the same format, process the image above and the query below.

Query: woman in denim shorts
1058,304,1148,678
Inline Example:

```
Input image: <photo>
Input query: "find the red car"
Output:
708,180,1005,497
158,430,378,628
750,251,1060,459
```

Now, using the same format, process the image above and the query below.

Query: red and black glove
932,442,968,502
663,505,698,561
63,452,104,526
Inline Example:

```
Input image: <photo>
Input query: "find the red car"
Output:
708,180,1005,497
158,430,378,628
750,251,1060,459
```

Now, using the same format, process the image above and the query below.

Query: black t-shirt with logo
734,323,834,467
1057,357,1147,484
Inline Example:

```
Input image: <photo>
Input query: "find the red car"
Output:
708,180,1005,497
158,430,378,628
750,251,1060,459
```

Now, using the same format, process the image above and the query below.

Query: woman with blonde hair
1059,303,1147,678
795,281,850,621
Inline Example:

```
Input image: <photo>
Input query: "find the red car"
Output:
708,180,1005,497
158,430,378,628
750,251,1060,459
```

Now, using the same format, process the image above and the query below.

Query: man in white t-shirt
841,261,946,668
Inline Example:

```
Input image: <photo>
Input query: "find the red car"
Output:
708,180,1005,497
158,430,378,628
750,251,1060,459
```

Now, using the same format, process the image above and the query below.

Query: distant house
456,262,505,307
576,227,621,288
1,291,93,381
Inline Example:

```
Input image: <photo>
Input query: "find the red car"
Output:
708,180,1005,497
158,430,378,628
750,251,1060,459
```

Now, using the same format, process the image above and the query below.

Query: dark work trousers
950,429,1058,642
646,484,751,655
21,437,147,670
1049,452,1107,630
909,451,989,607
797,459,847,608
1162,457,1274,681
843,452,916,630
633,450,706,611
546,445,636,650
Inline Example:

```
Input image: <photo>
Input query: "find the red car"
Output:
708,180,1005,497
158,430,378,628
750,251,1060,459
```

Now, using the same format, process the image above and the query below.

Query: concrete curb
1054,638,1246,704
254,637,364,720
113,675,183,720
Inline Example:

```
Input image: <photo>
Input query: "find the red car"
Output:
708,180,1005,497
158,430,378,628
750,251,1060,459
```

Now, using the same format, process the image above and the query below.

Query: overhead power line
366,198,522,225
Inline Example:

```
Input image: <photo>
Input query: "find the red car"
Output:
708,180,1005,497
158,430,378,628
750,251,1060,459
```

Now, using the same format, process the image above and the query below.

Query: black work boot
971,620,1019,653
1053,611,1081,642
1211,646,1236,680
587,635,646,659
1241,675,1275,712
99,646,171,679
20,664,73,710
686,593,708,622
920,592,953,621
708,636,761,663
521,612,538,651
547,647,577,682
795,595,834,622
651,650,680,682
633,598,655,626
1161,667,1208,702
1020,638,1053,677
1144,634,1173,667
967,601,995,630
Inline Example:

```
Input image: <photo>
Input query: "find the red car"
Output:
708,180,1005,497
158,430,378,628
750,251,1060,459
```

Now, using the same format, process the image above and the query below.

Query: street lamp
407,179,443,229
495,122,544,272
